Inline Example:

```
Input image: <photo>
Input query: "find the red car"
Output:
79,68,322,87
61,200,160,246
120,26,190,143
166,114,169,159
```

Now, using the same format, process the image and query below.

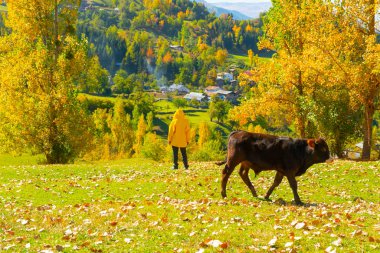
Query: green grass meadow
229,53,272,67
0,156,379,252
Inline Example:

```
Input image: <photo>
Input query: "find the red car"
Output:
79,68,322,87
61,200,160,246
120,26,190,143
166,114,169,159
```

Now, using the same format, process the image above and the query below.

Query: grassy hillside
229,53,272,67
154,99,231,138
80,94,232,138
0,158,379,252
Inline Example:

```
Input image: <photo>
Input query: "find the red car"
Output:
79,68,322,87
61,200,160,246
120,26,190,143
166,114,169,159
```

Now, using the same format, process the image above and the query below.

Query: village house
183,92,208,102
169,45,184,52
216,72,237,87
168,83,190,95
204,86,223,96
217,72,234,82
216,76,225,87
204,86,237,102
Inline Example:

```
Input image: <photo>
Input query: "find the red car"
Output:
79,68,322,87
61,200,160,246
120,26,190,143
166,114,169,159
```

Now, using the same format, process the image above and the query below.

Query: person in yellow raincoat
168,109,190,170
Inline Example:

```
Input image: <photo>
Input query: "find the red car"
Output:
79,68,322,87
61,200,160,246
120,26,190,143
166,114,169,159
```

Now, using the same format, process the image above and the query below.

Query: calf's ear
316,138,325,144
307,139,315,148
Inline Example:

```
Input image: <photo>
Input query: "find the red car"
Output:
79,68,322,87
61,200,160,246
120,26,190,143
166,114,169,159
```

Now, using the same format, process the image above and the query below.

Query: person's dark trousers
172,146,189,169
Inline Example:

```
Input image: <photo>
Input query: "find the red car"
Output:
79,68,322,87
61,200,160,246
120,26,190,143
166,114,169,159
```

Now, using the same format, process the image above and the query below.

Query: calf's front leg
286,175,303,205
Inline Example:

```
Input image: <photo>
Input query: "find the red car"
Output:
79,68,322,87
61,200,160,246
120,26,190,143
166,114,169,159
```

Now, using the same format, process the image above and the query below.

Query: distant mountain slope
206,4,252,20
195,0,252,20
209,2,272,19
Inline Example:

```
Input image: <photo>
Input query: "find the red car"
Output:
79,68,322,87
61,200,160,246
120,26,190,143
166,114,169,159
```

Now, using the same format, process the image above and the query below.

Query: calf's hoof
221,191,227,198
293,200,304,206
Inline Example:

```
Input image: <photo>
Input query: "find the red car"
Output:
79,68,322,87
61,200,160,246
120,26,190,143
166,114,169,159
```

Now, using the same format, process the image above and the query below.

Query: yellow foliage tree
0,0,93,163
198,122,211,147
133,114,147,157
197,37,208,52
245,24,253,33
232,24,241,43
247,124,267,134
108,99,134,159
300,0,380,158
215,48,228,66
231,0,379,157
248,49,254,67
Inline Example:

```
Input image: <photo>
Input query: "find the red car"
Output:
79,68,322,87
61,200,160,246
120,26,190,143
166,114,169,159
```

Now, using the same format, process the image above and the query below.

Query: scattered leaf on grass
268,236,277,246
331,238,342,247
325,246,336,253
207,240,223,248
109,221,118,226
285,242,293,248
295,222,306,230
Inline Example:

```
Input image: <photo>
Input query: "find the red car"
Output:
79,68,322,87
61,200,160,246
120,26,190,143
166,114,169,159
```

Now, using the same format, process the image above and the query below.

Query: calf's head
307,138,330,163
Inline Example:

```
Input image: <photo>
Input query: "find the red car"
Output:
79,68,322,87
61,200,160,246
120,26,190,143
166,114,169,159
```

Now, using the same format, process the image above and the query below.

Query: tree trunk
297,116,306,138
361,1,376,160
54,0,59,61
362,102,375,160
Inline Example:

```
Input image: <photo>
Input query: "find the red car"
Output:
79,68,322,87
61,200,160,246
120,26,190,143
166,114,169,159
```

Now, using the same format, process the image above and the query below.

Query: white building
184,92,207,102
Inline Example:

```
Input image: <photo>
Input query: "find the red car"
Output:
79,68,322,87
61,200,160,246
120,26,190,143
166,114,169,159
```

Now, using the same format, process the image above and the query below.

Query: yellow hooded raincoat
168,109,190,148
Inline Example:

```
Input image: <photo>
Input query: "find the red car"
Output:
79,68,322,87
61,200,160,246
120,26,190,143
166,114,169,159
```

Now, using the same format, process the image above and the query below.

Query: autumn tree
231,0,379,157
215,48,228,66
198,122,211,147
0,0,93,163
232,24,241,43
248,49,254,67
133,114,147,156
230,0,315,138
108,99,134,158
140,132,166,161
312,0,380,159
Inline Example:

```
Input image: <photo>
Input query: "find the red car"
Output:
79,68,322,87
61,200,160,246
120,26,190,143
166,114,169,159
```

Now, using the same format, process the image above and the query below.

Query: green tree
82,55,110,95
173,98,187,108
209,97,231,123
112,69,133,94
146,111,154,132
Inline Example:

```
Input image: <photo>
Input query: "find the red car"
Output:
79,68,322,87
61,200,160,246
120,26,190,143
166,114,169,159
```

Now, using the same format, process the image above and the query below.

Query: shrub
141,133,167,161
191,139,224,161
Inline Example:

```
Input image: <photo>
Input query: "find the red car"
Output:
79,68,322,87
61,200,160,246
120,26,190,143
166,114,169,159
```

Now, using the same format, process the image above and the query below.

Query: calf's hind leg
265,171,284,199
239,163,258,197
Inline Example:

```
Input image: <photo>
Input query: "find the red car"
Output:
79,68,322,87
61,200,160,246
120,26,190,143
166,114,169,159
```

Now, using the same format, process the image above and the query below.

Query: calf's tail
215,159,227,166
215,131,238,166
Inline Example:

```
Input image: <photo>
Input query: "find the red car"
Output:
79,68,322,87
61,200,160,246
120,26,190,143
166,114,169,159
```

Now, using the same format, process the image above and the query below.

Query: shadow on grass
153,118,169,138
259,197,318,207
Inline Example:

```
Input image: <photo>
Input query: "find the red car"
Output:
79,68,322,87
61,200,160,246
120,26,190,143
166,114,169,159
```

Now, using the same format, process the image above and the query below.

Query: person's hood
173,109,185,120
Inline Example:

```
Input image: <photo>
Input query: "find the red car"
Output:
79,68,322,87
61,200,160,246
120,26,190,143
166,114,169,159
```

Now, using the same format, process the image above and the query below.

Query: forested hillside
1,0,379,164
77,0,263,92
